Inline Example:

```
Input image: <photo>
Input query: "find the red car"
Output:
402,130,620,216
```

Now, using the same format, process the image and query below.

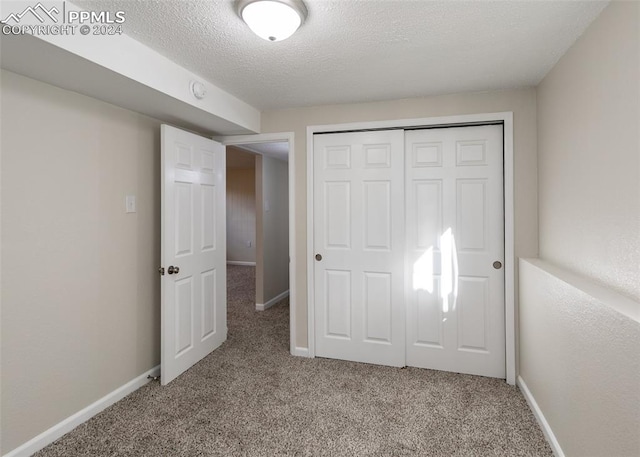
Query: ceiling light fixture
237,0,307,42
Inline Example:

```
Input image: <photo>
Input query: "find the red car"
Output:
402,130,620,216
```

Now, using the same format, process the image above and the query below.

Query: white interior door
161,124,227,385
405,125,505,378
313,130,405,367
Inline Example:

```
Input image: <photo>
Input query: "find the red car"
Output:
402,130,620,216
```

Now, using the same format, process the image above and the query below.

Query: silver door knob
315,254,322,261
492,261,502,270
168,265,180,274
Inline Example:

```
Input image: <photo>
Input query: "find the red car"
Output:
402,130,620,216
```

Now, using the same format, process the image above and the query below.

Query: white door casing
218,132,300,356
161,124,227,385
307,114,515,383
313,130,405,367
405,125,505,378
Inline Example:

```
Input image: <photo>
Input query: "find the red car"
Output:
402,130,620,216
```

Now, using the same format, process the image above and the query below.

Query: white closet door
313,130,405,367
405,125,505,378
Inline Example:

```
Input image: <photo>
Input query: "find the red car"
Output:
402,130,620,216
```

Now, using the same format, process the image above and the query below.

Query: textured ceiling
76,0,608,111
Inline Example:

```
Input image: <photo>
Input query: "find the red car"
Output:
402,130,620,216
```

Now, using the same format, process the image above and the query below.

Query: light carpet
36,265,552,456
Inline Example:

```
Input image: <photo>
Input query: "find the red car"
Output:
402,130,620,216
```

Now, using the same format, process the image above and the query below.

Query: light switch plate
125,195,136,213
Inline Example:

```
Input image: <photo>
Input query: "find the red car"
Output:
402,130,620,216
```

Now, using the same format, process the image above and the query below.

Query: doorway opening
225,140,291,343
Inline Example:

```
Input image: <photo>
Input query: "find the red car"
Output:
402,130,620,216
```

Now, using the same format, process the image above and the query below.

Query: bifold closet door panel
313,130,405,367
405,125,505,378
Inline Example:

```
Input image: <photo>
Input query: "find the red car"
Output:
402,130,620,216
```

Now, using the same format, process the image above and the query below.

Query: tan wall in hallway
1,70,161,454
261,88,538,349
226,166,256,264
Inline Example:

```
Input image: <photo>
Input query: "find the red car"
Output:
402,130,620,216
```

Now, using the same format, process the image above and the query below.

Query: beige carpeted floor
36,265,552,456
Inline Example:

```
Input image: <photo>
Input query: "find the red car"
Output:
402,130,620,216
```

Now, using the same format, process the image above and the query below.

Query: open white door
161,124,227,385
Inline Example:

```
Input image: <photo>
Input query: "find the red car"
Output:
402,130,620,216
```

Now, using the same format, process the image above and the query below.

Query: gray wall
537,1,639,302
520,259,640,456
255,155,289,305
1,70,161,454
521,2,640,455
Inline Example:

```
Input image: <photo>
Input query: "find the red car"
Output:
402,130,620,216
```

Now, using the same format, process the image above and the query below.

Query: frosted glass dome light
237,0,307,42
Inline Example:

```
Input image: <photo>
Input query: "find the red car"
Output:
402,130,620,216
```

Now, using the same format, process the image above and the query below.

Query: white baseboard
226,261,256,266
256,289,289,311
517,376,565,457
3,365,161,457
291,346,311,357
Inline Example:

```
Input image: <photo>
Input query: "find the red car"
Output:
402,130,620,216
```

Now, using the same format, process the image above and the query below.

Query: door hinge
158,266,165,276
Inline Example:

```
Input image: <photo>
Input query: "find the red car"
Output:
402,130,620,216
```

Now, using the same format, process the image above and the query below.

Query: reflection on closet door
405,125,505,378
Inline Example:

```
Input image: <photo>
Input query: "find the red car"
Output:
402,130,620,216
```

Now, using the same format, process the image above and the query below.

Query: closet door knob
315,254,322,261
168,265,180,274
492,261,502,270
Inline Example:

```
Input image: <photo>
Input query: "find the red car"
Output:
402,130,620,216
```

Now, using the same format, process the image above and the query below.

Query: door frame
218,132,298,356
306,112,516,385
